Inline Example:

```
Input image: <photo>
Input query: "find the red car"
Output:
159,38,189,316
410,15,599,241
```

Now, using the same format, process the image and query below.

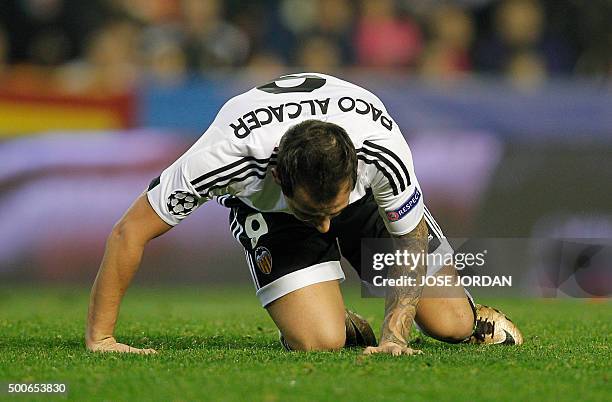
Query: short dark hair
276,120,357,203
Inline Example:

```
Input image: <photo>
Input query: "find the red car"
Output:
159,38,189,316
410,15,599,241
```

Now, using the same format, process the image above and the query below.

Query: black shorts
221,191,448,306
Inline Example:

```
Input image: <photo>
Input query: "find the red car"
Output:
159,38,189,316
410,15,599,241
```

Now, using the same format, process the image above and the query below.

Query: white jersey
147,73,424,236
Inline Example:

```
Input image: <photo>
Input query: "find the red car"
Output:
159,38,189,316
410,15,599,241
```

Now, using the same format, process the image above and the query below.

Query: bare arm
364,216,428,356
86,193,172,353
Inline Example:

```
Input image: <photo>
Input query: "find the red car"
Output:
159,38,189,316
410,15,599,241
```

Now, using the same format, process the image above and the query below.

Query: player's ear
271,168,281,185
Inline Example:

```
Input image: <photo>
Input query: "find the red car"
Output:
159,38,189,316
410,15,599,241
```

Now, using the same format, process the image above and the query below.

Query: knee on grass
427,308,475,343
433,320,474,343
285,330,346,351
418,303,475,343
417,297,476,343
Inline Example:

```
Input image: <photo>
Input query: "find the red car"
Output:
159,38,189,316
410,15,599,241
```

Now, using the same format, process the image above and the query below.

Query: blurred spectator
106,0,181,24
57,20,141,94
305,0,355,65
141,27,188,85
420,5,474,78
279,0,318,35
316,0,354,38
3,0,71,65
277,0,355,67
354,0,423,69
498,0,544,47
246,51,287,78
506,50,547,88
473,0,573,76
0,0,608,82
0,0,111,66
228,1,271,63
296,36,342,72
181,0,250,70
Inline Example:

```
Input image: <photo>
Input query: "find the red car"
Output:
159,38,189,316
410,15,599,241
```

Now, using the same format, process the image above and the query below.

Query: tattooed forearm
379,217,428,346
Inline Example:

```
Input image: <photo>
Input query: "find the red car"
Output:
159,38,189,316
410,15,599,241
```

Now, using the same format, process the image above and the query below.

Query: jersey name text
229,97,393,138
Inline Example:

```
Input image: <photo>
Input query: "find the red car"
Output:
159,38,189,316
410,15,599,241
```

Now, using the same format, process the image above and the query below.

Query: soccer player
86,73,522,355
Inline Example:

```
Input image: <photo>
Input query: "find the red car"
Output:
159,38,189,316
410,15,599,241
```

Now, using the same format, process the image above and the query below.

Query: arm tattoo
379,217,428,346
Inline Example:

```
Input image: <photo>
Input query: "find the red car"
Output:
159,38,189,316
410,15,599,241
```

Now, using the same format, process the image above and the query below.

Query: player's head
273,119,357,233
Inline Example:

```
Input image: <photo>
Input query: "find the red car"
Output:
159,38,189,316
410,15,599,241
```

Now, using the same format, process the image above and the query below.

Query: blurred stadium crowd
0,0,610,95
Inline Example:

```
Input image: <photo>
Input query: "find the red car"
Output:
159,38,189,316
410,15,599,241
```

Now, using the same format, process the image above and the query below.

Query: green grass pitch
0,285,610,401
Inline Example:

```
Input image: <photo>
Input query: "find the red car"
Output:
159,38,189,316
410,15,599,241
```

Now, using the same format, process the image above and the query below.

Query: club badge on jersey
255,246,273,274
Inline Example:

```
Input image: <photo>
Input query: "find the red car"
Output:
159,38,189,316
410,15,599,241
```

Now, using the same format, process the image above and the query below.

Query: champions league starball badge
167,191,198,217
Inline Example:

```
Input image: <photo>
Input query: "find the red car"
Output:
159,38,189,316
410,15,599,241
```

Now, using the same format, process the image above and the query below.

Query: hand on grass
87,336,157,355
363,341,422,356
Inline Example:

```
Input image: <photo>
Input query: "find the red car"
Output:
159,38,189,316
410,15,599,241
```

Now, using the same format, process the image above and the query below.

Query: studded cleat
465,304,524,345
344,309,377,348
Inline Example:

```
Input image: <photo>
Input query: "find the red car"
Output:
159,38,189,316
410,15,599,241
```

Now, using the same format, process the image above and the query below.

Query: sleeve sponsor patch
385,188,421,222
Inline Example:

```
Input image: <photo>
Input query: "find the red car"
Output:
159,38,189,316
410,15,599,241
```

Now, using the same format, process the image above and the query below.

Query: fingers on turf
363,345,422,356
363,346,382,355
402,348,422,356
123,345,157,355
89,343,157,355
